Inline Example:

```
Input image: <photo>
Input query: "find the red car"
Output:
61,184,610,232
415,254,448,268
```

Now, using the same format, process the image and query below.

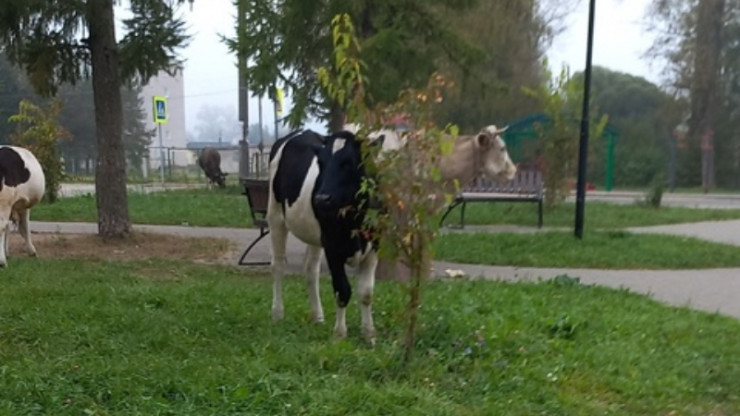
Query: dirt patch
8,232,237,264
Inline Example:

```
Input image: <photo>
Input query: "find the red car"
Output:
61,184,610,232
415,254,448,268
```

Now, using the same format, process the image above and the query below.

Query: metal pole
258,94,264,145
158,124,165,183
574,0,596,239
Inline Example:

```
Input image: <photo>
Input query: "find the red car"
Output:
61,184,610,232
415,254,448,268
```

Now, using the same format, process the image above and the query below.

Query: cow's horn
496,126,509,134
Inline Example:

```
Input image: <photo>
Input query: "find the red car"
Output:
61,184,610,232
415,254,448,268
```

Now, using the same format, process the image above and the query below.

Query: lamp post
574,0,597,239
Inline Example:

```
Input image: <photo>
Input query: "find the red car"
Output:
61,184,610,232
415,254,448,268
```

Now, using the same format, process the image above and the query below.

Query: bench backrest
243,179,270,228
463,169,543,196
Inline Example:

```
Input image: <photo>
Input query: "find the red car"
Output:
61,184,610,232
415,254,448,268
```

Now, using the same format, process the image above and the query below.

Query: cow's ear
370,134,385,148
476,132,492,148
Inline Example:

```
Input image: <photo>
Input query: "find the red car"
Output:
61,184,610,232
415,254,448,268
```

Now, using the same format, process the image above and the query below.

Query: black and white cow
198,147,227,188
267,129,378,343
0,146,46,267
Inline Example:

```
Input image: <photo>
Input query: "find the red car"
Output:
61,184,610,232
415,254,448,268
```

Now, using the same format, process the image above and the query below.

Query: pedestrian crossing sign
153,96,168,124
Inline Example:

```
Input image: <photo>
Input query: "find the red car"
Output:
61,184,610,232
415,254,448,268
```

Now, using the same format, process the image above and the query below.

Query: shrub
8,99,69,202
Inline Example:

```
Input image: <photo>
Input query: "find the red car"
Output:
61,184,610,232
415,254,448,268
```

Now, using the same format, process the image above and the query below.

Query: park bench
439,169,544,229
237,178,270,266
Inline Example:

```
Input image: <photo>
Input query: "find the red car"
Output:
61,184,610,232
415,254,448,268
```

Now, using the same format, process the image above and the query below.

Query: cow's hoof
313,314,325,324
334,326,347,340
271,308,284,321
362,327,376,347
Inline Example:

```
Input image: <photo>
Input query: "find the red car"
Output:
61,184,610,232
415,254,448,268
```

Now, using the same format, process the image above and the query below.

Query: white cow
363,124,517,187
0,146,46,267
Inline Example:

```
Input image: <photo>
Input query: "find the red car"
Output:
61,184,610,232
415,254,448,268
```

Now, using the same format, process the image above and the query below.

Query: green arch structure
501,113,619,192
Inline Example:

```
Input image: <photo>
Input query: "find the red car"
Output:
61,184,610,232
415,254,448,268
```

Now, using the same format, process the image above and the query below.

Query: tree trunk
86,0,131,238
689,0,724,193
328,102,345,132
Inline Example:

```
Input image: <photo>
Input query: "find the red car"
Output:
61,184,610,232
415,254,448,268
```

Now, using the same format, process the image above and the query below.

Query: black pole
574,0,597,239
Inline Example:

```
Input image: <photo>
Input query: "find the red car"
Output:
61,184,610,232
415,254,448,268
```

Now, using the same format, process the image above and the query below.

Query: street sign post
152,96,168,183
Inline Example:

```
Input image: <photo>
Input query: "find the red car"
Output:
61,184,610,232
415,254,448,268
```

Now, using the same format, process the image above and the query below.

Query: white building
140,69,190,170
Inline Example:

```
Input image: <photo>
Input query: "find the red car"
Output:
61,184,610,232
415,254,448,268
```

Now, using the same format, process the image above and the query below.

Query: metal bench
238,179,271,266
439,169,544,229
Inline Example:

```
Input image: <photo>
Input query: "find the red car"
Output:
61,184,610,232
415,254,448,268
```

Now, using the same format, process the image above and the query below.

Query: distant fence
248,151,271,179
62,146,272,182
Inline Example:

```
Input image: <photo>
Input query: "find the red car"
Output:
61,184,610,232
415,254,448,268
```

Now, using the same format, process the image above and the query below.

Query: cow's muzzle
313,193,333,209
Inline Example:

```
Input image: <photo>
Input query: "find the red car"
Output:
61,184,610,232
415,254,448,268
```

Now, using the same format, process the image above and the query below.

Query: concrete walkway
29,219,740,320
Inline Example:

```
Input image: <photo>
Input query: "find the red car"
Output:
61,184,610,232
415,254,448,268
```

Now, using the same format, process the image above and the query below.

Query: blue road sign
153,96,168,124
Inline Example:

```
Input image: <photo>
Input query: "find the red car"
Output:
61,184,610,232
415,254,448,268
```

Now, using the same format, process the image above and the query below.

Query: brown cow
198,147,227,188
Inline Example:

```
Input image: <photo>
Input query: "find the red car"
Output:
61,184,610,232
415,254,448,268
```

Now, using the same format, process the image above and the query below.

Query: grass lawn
36,188,740,230
434,230,740,269
1,256,739,415
446,201,740,229
34,185,252,228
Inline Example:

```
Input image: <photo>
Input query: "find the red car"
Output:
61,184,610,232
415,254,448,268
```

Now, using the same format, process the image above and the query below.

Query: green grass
34,185,253,227
1,257,740,415
434,230,740,269
447,201,740,229
36,188,740,230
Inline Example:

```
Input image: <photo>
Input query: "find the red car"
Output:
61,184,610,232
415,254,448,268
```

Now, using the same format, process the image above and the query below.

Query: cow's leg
0,206,11,267
17,209,36,256
269,216,289,321
0,224,8,268
357,250,378,345
303,244,324,323
325,250,351,339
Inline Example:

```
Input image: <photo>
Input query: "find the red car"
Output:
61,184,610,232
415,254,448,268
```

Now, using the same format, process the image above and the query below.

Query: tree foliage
8,99,69,202
0,0,192,237
226,0,481,131
524,63,607,205
55,80,153,175
586,67,681,188
436,0,569,131
647,0,732,190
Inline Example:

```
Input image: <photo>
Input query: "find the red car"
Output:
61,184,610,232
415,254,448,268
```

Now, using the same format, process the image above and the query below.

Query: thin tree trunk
690,0,724,193
86,0,131,238
329,102,345,132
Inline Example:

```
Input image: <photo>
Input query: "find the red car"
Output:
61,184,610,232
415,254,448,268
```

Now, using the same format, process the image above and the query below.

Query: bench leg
439,201,462,228
537,199,543,229
238,228,271,266
459,201,467,229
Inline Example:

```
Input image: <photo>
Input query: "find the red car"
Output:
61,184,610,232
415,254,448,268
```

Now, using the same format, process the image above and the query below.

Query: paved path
30,219,740,320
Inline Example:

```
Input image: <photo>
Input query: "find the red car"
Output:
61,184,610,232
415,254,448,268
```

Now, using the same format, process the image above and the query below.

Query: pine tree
0,0,191,237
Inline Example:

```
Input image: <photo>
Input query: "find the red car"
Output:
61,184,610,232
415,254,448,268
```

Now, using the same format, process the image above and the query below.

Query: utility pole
237,0,250,181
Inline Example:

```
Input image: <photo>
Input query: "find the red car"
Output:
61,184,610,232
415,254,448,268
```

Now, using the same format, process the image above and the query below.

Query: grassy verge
34,185,253,227
434,230,740,269
445,201,740,229
37,189,740,230
1,257,739,415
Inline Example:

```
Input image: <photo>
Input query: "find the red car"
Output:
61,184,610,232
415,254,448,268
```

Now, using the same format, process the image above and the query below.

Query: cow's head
476,125,517,181
313,131,365,214
214,172,228,188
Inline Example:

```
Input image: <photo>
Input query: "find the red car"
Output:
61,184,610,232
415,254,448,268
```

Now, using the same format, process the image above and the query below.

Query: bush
8,99,69,203
642,173,666,208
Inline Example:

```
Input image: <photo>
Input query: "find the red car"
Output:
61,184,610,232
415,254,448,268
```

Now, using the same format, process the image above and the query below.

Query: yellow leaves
319,13,367,123
402,233,412,247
